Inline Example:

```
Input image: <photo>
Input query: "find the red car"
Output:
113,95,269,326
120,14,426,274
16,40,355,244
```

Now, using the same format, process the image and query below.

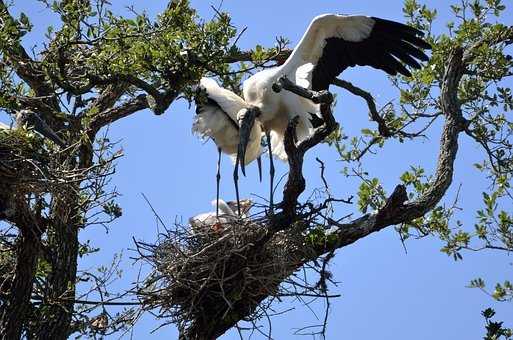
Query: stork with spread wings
194,14,431,213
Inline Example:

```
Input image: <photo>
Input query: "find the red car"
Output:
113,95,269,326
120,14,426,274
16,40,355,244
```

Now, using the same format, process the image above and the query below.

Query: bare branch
332,78,392,137
269,76,337,227
312,47,468,256
88,95,149,133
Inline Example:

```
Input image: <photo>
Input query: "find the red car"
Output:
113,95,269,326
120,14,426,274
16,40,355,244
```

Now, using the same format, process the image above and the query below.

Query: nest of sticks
135,211,316,333
0,129,50,182
0,128,88,220
0,129,51,213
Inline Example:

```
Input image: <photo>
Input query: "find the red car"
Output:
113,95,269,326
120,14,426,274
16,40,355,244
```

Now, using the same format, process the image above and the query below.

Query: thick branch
88,95,149,133
32,187,82,340
85,74,174,115
0,199,46,339
273,76,333,105
312,47,467,256
0,1,58,108
270,76,337,228
85,83,129,115
88,90,177,134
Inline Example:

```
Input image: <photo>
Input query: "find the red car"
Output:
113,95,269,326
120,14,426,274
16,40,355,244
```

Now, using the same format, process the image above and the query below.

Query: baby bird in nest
189,199,252,234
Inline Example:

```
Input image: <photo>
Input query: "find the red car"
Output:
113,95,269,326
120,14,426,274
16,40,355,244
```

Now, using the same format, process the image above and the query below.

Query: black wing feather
311,16,431,91
371,17,424,37
195,87,239,130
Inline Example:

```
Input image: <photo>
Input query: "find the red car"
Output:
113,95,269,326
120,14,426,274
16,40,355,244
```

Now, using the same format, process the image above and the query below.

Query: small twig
141,193,168,231
315,158,330,196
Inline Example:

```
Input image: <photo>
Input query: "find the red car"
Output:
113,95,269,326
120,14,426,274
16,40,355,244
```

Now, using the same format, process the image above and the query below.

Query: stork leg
233,151,242,217
266,131,275,214
216,147,221,218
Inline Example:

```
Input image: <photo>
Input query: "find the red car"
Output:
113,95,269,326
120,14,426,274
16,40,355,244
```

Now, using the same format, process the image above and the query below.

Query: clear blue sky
6,0,513,339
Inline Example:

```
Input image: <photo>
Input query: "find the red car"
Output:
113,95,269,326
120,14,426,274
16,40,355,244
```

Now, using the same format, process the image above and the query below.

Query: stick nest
0,129,53,190
0,129,80,219
136,215,314,332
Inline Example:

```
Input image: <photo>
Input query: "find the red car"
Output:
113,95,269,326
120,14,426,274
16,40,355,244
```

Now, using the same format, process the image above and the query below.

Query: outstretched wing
194,78,245,131
281,15,431,91
193,78,263,165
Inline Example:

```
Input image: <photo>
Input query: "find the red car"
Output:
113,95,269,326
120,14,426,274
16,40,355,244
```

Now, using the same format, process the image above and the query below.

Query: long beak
237,109,257,177
257,156,262,182
31,113,65,147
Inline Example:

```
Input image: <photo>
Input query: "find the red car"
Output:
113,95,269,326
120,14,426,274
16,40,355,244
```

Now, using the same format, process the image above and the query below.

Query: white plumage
193,14,430,211
239,14,430,156
193,77,264,165
189,199,252,233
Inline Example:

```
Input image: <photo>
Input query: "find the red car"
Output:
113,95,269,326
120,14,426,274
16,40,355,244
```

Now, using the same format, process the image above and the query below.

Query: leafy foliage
0,0,512,338
482,308,513,340
331,0,512,265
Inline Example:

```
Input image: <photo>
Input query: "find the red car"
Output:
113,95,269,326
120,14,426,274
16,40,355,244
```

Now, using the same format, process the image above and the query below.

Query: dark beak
237,108,257,176
257,156,262,182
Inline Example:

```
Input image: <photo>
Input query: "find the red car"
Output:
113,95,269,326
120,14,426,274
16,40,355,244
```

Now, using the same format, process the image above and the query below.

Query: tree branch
311,47,467,256
85,83,129,115
269,76,337,228
0,1,58,107
0,196,47,339
88,95,149,133
332,78,392,137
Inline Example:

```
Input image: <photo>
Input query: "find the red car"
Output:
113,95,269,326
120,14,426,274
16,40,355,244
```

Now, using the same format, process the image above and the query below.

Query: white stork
242,14,430,207
196,14,431,211
189,198,253,234
193,78,270,215
0,110,65,146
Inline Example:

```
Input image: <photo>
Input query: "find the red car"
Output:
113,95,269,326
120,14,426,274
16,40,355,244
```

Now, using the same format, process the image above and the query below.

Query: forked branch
268,48,467,259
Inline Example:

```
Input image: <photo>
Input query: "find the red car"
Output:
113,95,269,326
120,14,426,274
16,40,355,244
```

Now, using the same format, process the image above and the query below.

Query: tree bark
32,190,81,340
0,202,45,339
176,48,468,339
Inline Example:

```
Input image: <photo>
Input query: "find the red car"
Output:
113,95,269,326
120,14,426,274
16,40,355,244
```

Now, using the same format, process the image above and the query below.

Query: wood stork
193,78,267,216
0,110,65,146
189,198,253,234
237,14,431,209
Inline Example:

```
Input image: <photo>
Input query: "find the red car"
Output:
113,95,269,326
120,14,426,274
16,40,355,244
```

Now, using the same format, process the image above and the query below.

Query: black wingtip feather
389,48,422,69
372,17,432,50
371,17,425,37
311,16,432,90
377,34,430,61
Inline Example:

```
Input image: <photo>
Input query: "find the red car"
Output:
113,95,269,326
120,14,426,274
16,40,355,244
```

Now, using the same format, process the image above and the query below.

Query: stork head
227,199,253,218
237,106,261,176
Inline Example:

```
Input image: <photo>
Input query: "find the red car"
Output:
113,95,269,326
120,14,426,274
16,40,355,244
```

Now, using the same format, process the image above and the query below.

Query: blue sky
5,0,513,339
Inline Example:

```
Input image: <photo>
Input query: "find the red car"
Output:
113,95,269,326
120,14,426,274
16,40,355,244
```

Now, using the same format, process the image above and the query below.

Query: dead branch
310,47,467,257
332,78,392,137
